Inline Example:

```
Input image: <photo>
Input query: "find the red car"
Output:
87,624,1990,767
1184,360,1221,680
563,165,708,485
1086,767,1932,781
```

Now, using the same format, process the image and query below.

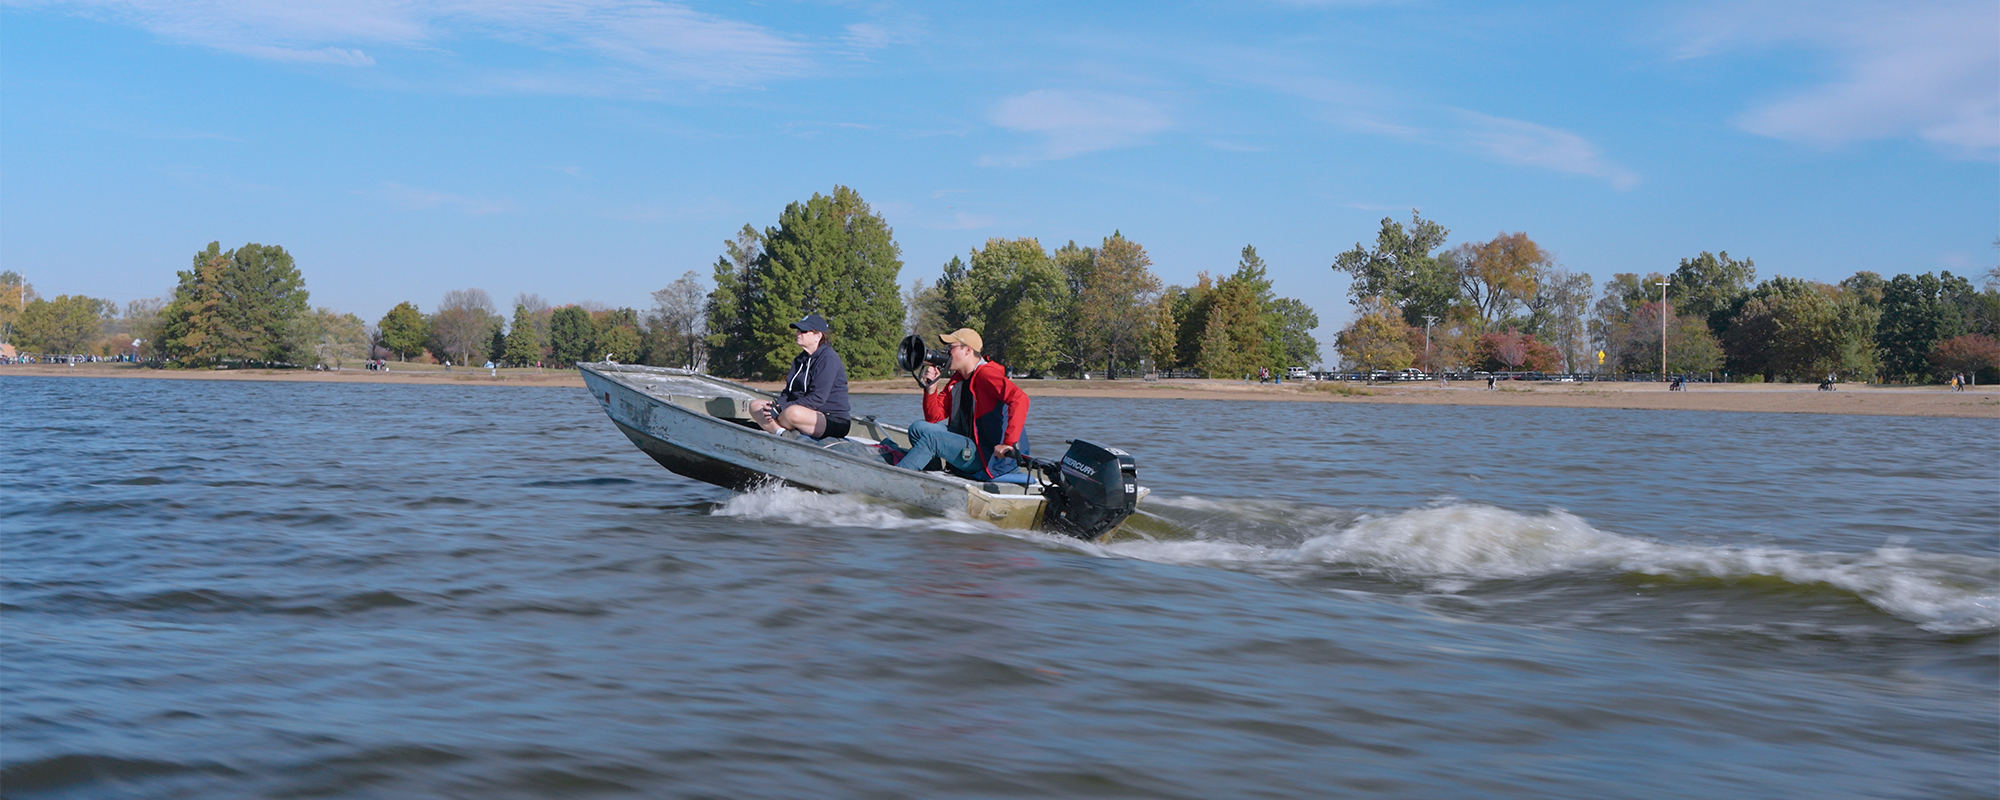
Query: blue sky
4,0,1994,357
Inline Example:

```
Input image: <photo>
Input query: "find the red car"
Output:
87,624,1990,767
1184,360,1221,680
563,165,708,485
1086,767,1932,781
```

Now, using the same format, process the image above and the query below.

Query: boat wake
1125,497,2000,635
710,482,1002,537
709,486,1999,635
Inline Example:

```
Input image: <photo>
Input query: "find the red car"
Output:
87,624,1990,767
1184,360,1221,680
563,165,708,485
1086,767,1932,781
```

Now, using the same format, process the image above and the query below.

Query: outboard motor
1034,439,1138,541
897,334,951,384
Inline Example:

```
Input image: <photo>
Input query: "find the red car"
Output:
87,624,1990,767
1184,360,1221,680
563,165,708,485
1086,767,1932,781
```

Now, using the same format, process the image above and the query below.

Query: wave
1130,498,2000,635
22,587,424,617
524,477,636,487
710,487,1999,635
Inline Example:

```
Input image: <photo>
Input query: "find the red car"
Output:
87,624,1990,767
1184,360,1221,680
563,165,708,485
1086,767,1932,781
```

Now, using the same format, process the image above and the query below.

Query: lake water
3,375,1995,799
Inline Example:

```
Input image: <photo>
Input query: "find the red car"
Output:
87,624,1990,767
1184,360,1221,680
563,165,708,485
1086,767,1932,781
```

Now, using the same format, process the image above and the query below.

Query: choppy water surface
3,376,1995,799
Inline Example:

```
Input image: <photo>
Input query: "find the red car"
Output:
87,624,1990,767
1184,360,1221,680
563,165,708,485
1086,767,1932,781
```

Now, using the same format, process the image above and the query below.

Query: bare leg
778,404,828,438
745,399,783,434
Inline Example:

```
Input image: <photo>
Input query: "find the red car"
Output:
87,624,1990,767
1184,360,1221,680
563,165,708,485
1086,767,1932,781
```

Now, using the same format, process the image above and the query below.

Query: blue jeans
896,420,980,473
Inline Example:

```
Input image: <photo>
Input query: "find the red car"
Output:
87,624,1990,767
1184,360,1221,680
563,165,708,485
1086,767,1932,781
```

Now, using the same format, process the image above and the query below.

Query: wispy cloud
979,89,1172,166
780,120,881,139
841,19,921,52
937,211,999,230
370,182,515,215
227,44,376,66
17,0,813,87
1221,58,1637,189
153,164,274,194
1677,0,1998,159
1447,111,1640,190
829,16,926,63
611,195,737,223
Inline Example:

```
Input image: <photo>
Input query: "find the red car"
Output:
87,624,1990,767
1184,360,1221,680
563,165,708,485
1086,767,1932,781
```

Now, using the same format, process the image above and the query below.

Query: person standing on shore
747,314,851,440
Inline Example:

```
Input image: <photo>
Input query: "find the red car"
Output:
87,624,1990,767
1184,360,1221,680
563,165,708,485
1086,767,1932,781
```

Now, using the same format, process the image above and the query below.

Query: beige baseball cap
937,328,982,354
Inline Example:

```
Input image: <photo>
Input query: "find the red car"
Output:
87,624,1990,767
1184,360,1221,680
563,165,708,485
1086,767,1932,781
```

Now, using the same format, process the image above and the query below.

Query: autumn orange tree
1456,232,1547,330
0,271,31,346
1335,297,1414,381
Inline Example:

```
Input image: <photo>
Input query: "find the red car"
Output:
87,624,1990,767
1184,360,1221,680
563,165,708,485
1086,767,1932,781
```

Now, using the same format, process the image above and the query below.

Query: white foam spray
1126,498,2000,634
711,487,1999,634
710,482,1019,538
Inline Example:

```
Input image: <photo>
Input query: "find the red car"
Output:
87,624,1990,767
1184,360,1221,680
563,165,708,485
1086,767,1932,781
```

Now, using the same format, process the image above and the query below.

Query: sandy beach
9,362,1996,419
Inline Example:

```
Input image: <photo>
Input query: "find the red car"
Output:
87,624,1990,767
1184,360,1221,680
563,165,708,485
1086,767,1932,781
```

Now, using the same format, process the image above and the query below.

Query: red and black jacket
920,360,1030,479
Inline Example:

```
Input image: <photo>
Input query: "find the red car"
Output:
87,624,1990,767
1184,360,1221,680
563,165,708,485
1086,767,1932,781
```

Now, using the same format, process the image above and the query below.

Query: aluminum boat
578,362,1145,539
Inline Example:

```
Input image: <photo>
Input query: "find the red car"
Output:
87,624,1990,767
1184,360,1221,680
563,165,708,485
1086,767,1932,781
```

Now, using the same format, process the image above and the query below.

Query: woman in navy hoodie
747,313,851,439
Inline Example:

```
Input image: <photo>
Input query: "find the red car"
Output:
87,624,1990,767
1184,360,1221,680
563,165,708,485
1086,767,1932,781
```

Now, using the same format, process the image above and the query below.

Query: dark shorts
822,417,851,440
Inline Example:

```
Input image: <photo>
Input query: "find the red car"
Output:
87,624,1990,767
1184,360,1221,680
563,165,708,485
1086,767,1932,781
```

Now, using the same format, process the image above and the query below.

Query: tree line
0,243,714,372
700,185,1318,381
362,275,714,372
9,200,1994,386
1330,213,2000,383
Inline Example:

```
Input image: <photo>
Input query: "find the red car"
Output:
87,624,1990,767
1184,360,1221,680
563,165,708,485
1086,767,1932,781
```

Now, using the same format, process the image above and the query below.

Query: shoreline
7,363,1996,418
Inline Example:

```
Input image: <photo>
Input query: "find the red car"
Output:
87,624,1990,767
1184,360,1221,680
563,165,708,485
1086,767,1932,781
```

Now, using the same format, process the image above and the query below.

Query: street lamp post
1656,278,1671,381
1422,315,1437,379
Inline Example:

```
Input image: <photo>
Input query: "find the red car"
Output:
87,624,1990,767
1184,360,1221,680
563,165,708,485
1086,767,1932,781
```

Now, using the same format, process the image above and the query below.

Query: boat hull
579,363,1050,528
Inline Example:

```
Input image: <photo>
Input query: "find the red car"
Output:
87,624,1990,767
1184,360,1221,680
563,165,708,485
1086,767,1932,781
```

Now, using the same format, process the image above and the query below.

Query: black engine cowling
1035,439,1138,541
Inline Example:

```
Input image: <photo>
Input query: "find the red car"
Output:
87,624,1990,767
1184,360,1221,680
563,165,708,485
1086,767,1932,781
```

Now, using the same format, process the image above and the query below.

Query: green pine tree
547,306,597,367
745,186,904,379
503,304,545,366
159,242,311,367
704,224,761,378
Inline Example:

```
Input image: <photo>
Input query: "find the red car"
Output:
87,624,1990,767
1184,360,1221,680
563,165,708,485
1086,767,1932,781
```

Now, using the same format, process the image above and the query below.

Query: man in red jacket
896,327,1030,480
